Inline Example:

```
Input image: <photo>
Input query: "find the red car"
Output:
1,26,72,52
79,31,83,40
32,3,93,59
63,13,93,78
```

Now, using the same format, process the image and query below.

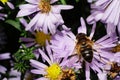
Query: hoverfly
69,33,94,63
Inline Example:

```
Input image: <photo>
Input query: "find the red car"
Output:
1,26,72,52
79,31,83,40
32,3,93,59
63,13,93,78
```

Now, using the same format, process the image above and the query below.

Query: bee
109,62,120,79
70,33,94,63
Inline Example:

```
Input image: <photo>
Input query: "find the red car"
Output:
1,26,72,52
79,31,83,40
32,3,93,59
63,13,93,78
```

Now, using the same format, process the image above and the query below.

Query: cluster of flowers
1,0,120,80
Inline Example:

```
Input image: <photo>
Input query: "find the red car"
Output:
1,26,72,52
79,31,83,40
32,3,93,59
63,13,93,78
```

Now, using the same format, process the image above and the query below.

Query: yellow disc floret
38,0,51,13
0,0,8,4
35,31,51,46
45,63,61,80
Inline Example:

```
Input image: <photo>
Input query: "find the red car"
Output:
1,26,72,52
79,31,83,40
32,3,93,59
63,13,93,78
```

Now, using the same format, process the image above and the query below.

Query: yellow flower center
38,0,51,13
35,31,51,46
45,63,61,80
0,0,8,4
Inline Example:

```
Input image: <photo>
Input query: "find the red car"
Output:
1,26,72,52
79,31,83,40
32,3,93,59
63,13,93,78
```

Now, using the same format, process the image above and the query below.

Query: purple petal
97,72,107,80
101,0,117,21
19,18,28,27
57,5,74,10
0,65,7,73
36,13,46,28
95,0,109,6
85,62,90,80
46,42,53,63
25,0,39,4
17,4,37,17
38,49,52,65
50,0,58,4
26,13,40,31
31,69,46,75
20,37,34,42
30,59,48,69
78,17,87,34
7,2,14,9
89,23,96,40
0,53,10,60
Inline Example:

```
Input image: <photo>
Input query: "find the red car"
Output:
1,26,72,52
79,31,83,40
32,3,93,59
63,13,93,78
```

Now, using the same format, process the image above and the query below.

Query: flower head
19,18,51,47
30,42,80,80
17,0,73,34
87,0,120,26
50,17,118,80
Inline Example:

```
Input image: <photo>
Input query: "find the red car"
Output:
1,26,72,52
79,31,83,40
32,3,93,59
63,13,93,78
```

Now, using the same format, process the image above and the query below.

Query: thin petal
78,17,87,34
26,13,40,31
31,69,46,75
7,2,14,9
25,0,39,4
89,23,96,40
0,53,10,60
30,59,48,69
0,65,7,73
50,0,58,4
38,49,52,65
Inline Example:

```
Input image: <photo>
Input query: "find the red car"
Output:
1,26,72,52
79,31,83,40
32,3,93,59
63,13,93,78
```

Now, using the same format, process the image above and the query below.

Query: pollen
0,0,8,4
35,31,51,46
38,0,51,13
111,44,120,53
45,63,61,80
58,69,76,80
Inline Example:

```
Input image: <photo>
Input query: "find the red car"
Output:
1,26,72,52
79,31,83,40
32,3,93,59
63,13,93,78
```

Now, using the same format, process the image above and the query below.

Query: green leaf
5,19,21,31
75,0,79,2
60,0,66,4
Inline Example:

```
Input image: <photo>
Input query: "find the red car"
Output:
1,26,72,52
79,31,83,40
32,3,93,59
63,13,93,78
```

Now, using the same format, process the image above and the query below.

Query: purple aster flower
50,17,118,80
0,0,14,9
30,42,80,80
0,52,10,74
17,0,73,34
87,0,120,26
